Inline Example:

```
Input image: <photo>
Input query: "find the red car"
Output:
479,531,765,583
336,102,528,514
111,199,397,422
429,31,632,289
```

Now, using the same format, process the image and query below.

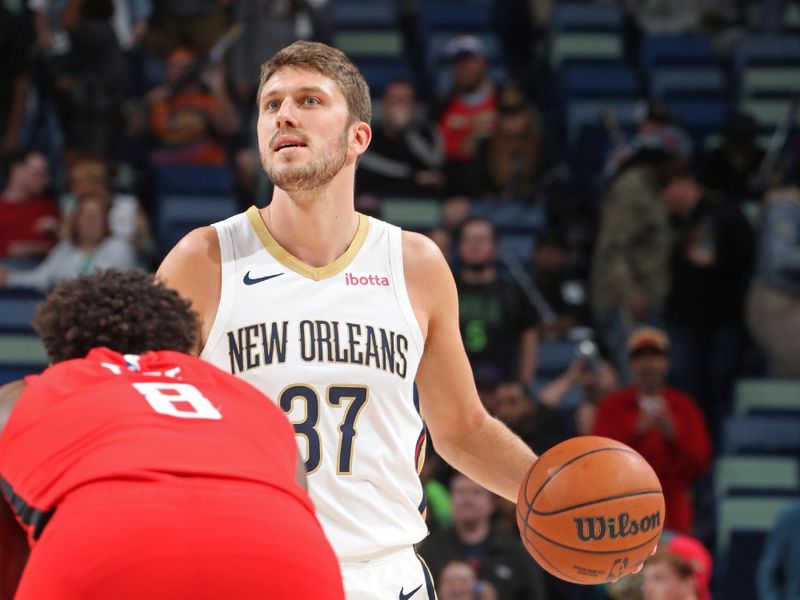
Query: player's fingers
650,544,658,556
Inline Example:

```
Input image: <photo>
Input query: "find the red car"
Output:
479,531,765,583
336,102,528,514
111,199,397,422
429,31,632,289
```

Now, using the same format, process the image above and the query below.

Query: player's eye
265,99,281,111
304,97,320,106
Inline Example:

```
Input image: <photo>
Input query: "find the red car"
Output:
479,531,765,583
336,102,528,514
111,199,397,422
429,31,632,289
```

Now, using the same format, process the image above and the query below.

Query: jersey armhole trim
388,224,425,357
200,221,236,363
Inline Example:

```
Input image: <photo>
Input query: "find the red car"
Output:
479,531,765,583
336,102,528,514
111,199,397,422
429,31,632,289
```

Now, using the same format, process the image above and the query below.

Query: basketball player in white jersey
157,41,537,599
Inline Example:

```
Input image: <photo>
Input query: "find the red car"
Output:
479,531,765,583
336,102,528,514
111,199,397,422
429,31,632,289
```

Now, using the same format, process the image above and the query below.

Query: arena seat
155,165,234,196
716,496,798,600
714,456,800,497
551,3,624,33
0,290,44,334
721,415,800,455
735,379,800,415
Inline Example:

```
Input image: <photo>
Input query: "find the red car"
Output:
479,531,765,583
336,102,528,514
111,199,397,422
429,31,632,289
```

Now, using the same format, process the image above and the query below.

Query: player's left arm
403,232,536,503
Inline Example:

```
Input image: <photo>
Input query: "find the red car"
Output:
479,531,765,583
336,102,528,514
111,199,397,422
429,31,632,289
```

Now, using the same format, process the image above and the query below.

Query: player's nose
275,99,299,129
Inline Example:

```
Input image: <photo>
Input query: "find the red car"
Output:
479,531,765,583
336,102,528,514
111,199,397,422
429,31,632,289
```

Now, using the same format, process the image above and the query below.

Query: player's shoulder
400,230,449,275
158,226,221,277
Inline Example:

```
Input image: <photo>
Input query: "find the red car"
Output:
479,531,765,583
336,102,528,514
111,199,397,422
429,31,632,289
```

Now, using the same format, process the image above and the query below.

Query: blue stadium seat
721,415,800,455
355,59,414,97
471,201,546,234
0,366,42,385
716,496,798,600
649,66,726,100
536,340,576,379
566,99,639,147
157,195,238,253
640,34,715,72
560,64,639,100
497,233,536,264
733,34,800,71
418,1,492,36
155,165,234,196
0,290,44,333
332,0,396,29
666,98,729,147
551,3,624,32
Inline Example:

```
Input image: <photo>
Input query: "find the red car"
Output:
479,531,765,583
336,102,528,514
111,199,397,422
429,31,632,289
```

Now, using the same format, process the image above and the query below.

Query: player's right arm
156,227,222,354
404,232,536,503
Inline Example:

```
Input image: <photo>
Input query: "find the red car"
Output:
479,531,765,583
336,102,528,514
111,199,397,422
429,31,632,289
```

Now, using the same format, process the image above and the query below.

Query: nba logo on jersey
344,272,391,287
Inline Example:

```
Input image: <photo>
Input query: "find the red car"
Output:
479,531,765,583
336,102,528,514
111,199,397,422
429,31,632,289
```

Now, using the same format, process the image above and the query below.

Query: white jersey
201,207,428,560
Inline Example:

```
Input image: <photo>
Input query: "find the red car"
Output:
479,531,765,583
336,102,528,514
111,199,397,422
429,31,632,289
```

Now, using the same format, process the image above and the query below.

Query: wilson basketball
516,436,664,585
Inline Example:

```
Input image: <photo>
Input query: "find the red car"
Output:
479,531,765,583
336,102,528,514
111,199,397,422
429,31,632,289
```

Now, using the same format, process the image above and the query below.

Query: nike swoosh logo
399,584,422,600
243,271,284,285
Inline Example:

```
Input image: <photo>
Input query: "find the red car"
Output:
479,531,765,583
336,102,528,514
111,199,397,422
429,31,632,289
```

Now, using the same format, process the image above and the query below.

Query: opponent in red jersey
0,269,343,600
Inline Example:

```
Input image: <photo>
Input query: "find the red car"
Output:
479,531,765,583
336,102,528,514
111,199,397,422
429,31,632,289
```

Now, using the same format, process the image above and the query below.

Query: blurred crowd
1,1,799,599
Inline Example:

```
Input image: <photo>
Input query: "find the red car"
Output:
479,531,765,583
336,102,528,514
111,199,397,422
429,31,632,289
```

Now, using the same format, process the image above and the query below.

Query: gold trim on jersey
246,206,369,281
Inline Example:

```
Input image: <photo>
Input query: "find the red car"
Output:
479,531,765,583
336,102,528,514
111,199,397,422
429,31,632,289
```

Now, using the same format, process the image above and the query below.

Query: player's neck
263,184,359,269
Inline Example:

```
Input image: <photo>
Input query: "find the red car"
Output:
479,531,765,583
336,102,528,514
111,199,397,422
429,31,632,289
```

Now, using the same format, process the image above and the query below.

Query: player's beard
264,126,349,192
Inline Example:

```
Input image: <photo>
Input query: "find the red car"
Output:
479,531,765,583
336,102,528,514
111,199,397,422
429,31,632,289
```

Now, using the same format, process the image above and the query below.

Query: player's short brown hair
33,270,199,363
257,41,371,124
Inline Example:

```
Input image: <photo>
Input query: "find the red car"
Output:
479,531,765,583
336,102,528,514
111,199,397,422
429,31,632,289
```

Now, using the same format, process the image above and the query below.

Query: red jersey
0,195,58,258
0,348,307,544
438,87,497,161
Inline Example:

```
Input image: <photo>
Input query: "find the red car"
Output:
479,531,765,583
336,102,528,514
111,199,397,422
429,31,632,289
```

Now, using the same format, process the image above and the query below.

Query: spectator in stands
642,533,713,600
592,327,711,534
0,5,34,157
417,474,547,600
145,0,229,56
746,186,800,378
467,85,547,202
110,0,152,51
436,35,498,195
699,113,765,203
662,167,755,426
145,47,240,166
456,218,538,386
441,195,471,234
0,195,136,292
490,0,536,97
438,560,498,600
0,150,58,261
757,500,800,600
591,127,690,378
531,232,590,340
59,157,155,261
493,380,566,456
53,0,128,156
358,80,445,197
538,344,619,436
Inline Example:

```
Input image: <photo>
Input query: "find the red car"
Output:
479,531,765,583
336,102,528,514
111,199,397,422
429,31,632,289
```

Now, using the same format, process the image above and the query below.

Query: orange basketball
516,436,665,585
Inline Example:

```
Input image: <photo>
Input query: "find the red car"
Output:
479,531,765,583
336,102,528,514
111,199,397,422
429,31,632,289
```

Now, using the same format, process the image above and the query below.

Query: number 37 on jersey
278,384,369,475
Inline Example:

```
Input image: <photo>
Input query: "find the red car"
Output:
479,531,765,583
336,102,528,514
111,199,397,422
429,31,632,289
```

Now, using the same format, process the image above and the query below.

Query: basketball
516,436,665,585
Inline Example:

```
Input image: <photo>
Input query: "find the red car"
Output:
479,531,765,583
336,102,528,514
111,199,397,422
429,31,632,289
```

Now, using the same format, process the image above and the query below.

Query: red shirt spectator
436,35,497,163
592,327,711,534
0,150,57,259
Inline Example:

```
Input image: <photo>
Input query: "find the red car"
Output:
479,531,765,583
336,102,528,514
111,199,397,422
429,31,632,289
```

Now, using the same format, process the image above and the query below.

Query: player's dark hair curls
33,269,199,363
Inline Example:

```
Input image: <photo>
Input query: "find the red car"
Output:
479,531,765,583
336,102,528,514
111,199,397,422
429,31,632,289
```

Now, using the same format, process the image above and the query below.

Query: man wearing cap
436,34,498,194
592,327,711,534
642,533,713,600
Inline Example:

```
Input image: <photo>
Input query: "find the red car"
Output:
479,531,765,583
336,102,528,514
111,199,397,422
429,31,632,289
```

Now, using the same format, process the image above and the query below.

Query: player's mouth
273,136,308,153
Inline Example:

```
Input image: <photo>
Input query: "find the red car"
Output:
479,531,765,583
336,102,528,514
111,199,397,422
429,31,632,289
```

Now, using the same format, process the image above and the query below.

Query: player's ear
350,121,371,157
